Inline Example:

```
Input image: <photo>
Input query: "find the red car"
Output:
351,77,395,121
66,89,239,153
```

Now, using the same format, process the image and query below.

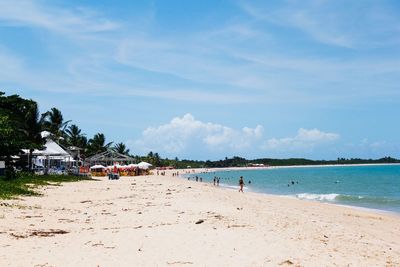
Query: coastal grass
0,172,94,199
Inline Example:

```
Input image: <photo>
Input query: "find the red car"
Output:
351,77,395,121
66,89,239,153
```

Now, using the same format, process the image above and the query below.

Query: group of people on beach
185,172,249,193
187,175,203,182
210,175,249,193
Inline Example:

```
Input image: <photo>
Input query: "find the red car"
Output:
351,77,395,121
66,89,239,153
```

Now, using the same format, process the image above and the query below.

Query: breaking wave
296,193,339,201
295,193,400,205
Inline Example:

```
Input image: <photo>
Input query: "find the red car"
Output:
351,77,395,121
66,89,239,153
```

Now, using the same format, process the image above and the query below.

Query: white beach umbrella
138,161,152,169
107,164,123,169
90,164,106,169
127,163,138,168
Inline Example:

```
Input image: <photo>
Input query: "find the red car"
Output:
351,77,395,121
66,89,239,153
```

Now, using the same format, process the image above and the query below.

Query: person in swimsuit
239,176,244,192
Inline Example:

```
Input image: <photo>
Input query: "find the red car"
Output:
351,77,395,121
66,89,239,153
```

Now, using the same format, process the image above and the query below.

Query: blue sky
1,0,400,160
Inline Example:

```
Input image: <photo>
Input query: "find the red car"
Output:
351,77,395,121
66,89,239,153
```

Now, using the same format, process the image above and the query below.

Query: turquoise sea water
187,165,400,213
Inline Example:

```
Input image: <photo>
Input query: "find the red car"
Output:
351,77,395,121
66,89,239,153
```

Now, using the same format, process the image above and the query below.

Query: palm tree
41,107,71,142
87,133,112,155
113,142,130,155
65,124,86,147
24,101,46,171
153,152,161,166
65,124,88,159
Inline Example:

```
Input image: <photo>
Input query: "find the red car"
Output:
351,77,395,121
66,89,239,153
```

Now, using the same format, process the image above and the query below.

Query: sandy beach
1,170,399,267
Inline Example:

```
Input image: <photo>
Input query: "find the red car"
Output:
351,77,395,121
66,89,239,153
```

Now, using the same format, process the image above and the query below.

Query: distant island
170,156,400,169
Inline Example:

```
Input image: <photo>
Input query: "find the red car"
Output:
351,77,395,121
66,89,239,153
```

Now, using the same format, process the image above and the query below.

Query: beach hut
90,164,106,169
90,164,107,176
86,150,135,168
23,138,74,174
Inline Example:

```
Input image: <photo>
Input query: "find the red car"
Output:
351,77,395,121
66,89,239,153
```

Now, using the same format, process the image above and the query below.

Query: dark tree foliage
87,133,113,156
0,92,45,173
65,124,87,149
113,142,130,155
41,107,71,143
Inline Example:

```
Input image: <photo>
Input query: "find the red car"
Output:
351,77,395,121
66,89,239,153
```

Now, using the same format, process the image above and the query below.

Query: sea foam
296,193,339,201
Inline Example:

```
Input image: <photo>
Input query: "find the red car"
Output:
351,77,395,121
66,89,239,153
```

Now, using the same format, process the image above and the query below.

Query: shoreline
183,165,400,215
189,173,400,217
219,181,400,216
1,171,399,266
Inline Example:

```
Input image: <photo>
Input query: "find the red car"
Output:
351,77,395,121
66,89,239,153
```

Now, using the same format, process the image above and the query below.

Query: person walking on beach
217,177,220,186
239,176,244,192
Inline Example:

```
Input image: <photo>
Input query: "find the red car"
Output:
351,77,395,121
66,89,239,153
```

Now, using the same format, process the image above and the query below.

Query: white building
23,131,76,173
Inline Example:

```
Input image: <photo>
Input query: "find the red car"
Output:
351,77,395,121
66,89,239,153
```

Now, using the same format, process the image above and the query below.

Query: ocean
187,164,400,213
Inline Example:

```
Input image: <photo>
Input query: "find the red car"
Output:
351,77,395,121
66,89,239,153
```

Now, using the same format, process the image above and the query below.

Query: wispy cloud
1,0,400,159
343,138,400,158
114,36,266,90
240,1,353,47
0,46,25,80
1,0,399,106
0,0,119,37
240,0,400,48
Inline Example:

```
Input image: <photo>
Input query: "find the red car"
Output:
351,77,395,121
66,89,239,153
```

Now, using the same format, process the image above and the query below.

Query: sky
1,0,400,160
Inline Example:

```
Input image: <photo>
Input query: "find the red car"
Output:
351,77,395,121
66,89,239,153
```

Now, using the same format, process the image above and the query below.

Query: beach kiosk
22,135,74,175
90,164,106,176
86,150,136,177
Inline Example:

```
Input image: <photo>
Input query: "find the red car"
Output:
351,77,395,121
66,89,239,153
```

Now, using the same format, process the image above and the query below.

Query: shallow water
187,165,400,213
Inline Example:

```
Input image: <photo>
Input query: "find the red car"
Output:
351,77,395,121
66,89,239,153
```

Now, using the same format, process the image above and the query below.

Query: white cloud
0,0,119,36
129,114,264,158
1,0,399,123
114,37,267,90
1,0,399,107
239,2,353,47
240,1,400,48
128,114,342,159
296,128,339,142
343,138,399,158
263,128,339,152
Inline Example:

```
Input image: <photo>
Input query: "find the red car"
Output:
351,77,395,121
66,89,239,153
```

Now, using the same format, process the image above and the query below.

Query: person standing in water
239,176,244,193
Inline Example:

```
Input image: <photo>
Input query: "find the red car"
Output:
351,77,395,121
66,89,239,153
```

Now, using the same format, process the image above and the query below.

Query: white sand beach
1,170,399,267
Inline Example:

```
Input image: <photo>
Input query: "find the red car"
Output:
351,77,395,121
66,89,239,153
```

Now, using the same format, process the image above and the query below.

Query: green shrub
0,173,94,199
